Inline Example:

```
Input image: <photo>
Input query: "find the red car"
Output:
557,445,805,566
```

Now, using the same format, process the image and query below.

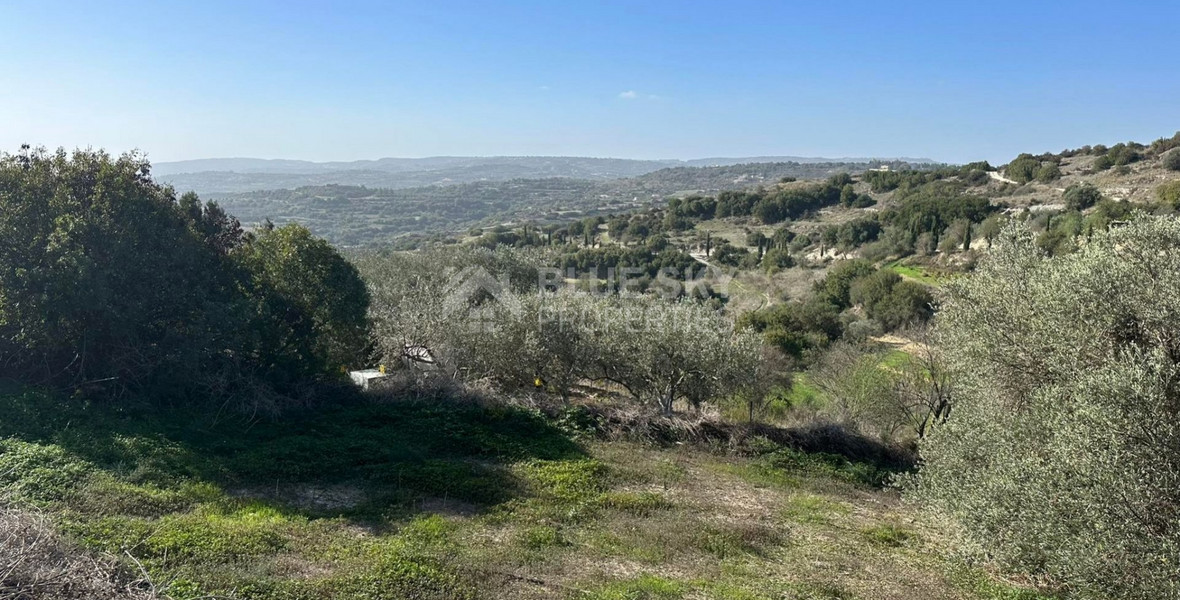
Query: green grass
946,565,1061,600
862,523,916,547
786,372,825,410
782,493,851,525
596,491,676,516
885,260,948,286
0,385,588,597
0,384,1055,600
580,574,687,600
878,349,915,371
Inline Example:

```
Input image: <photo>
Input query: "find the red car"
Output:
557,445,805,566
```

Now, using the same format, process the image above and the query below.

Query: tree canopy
0,147,368,406
911,218,1180,599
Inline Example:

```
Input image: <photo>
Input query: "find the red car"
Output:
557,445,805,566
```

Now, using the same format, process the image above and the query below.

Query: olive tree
585,295,760,415
360,247,764,414
735,345,793,422
889,326,951,439
357,246,540,377
460,290,599,399
909,218,1180,599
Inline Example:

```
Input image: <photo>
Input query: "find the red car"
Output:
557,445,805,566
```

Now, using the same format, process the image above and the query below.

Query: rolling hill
210,160,930,245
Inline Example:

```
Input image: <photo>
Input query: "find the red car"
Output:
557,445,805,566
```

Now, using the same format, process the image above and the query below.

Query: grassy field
0,385,1050,600
883,261,955,287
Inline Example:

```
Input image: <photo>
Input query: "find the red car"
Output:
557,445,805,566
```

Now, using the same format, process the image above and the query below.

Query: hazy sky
2,0,1177,164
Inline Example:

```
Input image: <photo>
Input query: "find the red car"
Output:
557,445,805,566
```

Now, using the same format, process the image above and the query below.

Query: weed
517,459,609,503
0,439,93,503
782,493,849,525
580,574,687,600
694,523,783,559
862,523,915,547
596,491,675,516
517,524,570,550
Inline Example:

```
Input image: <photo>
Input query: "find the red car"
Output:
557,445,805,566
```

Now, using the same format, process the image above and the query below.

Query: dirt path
987,170,1020,185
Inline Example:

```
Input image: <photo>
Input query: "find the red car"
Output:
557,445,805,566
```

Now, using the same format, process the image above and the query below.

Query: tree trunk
659,393,675,416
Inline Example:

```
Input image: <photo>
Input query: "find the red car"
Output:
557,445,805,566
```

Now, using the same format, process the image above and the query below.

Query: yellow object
379,365,387,374
534,377,543,388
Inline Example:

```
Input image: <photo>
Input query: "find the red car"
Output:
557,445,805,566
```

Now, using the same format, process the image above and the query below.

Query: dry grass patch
0,505,160,600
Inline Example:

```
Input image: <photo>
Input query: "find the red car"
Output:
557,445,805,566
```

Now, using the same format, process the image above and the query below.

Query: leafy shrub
1034,162,1060,183
816,260,877,308
851,194,876,208
1004,154,1041,184
827,217,882,250
849,270,934,331
1063,182,1103,211
1163,148,1180,172
1105,142,1142,166
237,223,371,377
882,193,994,251
761,247,795,272
739,298,843,360
710,241,751,267
1156,180,1180,208
758,446,893,487
911,219,1180,599
0,149,246,390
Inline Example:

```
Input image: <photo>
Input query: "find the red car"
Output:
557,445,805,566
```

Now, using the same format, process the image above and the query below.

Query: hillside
4,140,1179,600
155,155,939,195
156,157,681,194
212,161,928,246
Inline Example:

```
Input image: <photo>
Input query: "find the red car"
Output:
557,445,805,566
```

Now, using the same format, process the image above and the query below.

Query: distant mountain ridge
210,159,928,246
154,155,938,175
152,156,679,177
154,155,938,195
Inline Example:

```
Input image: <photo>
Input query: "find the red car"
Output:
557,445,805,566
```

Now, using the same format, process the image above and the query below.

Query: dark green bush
849,271,934,330
1034,163,1060,183
1162,149,1180,172
1004,154,1041,184
0,147,367,401
1063,183,1103,211
761,247,795,272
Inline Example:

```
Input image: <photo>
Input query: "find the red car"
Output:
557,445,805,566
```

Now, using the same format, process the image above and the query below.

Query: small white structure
349,369,388,390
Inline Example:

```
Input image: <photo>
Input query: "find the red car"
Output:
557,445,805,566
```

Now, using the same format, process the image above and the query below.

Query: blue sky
2,0,1176,164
